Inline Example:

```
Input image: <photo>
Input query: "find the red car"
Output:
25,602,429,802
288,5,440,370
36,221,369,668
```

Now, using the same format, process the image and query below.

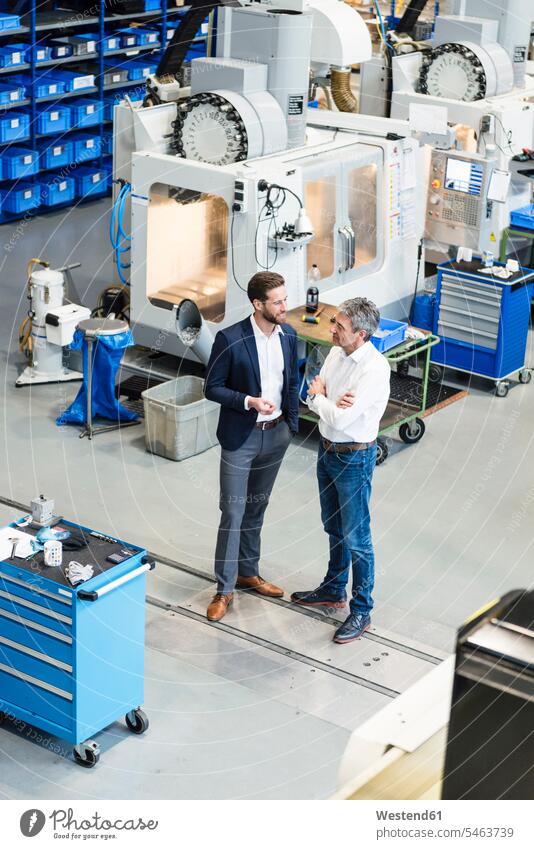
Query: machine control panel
426,150,492,248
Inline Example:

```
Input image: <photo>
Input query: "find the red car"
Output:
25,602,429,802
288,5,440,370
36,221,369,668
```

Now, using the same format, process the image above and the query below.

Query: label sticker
59,180,67,190
53,145,61,155
87,139,94,148
24,189,31,199
11,118,19,127
92,173,101,183
87,104,95,113
24,155,31,164
287,94,304,116
50,110,59,120
12,52,21,63
49,84,57,93
10,91,17,100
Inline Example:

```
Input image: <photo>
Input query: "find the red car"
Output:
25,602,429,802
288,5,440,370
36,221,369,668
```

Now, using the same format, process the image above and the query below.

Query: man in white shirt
291,298,390,643
204,272,299,622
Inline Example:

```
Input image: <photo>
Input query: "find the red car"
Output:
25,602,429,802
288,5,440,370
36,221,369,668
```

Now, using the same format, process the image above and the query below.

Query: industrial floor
0,198,533,799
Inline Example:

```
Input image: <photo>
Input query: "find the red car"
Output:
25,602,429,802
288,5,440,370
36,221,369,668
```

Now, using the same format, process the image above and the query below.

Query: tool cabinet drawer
440,288,502,320
437,320,498,351
0,570,73,618
0,666,73,731
441,275,502,303
0,608,72,666
0,639,73,691
0,591,72,638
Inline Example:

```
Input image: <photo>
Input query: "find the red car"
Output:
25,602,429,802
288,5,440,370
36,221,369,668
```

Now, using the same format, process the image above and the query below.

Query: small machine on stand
16,259,90,388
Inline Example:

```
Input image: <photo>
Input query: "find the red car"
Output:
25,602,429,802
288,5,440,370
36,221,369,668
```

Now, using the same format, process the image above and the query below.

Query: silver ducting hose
330,66,358,113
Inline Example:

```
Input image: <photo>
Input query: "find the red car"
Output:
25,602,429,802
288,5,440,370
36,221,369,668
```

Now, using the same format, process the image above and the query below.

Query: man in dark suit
204,271,299,621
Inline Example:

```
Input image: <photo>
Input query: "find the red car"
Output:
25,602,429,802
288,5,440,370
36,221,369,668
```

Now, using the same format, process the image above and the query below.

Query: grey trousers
214,421,292,594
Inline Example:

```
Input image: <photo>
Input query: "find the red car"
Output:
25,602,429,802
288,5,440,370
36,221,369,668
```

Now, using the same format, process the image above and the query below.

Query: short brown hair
247,272,285,304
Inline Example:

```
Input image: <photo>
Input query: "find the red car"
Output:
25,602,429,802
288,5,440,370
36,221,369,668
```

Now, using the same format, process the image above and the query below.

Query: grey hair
338,298,380,341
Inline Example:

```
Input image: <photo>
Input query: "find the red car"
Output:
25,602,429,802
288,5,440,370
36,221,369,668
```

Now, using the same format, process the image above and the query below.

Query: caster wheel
519,369,532,385
495,381,509,398
399,418,426,444
126,708,149,735
428,365,443,384
396,359,410,378
376,438,389,466
73,740,100,768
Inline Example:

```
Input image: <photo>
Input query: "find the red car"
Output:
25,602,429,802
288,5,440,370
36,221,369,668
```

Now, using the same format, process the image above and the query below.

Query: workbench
0,515,153,767
285,303,442,464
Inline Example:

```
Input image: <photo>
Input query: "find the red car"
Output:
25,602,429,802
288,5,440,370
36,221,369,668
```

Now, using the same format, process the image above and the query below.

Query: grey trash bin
142,376,218,461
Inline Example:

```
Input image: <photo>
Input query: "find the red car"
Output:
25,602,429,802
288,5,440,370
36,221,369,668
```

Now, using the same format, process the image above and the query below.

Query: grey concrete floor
0,200,533,798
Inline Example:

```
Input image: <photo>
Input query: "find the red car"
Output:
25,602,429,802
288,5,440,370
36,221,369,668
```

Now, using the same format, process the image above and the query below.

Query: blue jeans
316,441,377,615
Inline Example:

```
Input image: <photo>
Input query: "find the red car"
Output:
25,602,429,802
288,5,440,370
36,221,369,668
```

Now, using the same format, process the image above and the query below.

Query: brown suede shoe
236,575,284,598
207,593,233,622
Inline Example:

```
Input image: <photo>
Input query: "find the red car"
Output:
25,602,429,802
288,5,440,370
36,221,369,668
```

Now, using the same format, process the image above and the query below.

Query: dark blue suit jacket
204,317,299,451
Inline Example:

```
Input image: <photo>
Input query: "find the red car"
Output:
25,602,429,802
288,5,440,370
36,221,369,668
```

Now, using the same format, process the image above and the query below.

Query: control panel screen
444,157,484,195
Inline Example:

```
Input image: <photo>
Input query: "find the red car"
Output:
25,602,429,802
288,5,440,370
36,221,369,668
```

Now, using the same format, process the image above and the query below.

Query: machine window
146,188,228,323
304,174,336,279
347,164,377,269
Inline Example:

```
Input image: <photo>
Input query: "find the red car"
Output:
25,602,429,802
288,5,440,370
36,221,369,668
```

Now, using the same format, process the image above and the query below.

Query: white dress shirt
307,341,390,442
244,315,285,422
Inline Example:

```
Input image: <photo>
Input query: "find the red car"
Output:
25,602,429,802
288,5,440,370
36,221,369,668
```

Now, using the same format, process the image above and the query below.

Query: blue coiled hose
110,181,132,286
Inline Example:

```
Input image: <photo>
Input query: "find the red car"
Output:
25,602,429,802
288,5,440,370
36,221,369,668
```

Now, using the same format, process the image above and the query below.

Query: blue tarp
56,328,139,426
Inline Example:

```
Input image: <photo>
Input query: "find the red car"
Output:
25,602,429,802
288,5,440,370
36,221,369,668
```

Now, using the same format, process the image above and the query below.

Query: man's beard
263,306,283,325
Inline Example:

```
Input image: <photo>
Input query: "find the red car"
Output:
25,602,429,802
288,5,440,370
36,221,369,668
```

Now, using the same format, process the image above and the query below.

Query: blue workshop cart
431,259,534,397
0,515,154,767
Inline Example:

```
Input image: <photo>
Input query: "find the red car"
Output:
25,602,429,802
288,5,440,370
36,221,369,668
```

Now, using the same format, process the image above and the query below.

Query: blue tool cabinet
0,515,154,767
432,259,534,396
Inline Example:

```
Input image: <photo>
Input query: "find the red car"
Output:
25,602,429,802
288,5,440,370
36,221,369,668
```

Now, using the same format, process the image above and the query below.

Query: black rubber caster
519,369,532,385
396,359,410,377
73,741,100,768
399,418,426,444
376,438,389,465
428,364,443,384
495,381,509,398
125,708,149,734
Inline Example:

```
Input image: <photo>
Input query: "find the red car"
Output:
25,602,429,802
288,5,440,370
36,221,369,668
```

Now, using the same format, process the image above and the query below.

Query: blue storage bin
74,165,109,198
48,41,74,59
0,44,27,68
38,139,74,170
36,104,71,136
40,174,76,207
0,12,21,30
10,74,65,99
2,147,38,180
0,81,25,105
2,181,40,214
68,98,103,129
0,111,30,143
115,27,140,48
510,204,534,232
125,58,158,80
371,318,407,353
48,69,95,92
125,27,160,45
71,132,102,163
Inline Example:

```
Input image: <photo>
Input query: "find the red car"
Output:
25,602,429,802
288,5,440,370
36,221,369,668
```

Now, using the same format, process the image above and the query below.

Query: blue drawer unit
38,139,73,170
68,98,103,129
71,132,101,163
0,44,27,68
1,182,40,213
2,147,39,180
0,81,25,105
36,104,71,136
0,516,152,766
0,111,30,144
41,174,76,206
75,165,108,198
432,259,534,395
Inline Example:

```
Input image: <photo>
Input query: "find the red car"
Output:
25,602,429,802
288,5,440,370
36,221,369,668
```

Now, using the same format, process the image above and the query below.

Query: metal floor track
0,494,445,703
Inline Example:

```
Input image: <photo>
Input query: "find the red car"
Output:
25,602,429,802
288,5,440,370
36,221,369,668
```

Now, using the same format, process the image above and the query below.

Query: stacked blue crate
0,2,211,223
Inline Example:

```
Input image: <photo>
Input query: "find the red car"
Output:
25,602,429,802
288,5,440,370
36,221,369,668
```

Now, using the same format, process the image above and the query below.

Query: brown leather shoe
207,593,233,622
236,575,284,598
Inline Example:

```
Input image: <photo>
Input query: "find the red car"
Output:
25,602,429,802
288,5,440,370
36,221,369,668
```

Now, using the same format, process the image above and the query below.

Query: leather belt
256,413,285,431
321,438,376,453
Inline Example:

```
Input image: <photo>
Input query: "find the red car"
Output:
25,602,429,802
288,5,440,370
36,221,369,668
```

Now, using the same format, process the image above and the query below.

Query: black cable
409,238,424,322
230,207,248,293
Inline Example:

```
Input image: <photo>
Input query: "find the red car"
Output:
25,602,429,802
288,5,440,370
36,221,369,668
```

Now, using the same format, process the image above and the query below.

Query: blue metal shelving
0,2,207,224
